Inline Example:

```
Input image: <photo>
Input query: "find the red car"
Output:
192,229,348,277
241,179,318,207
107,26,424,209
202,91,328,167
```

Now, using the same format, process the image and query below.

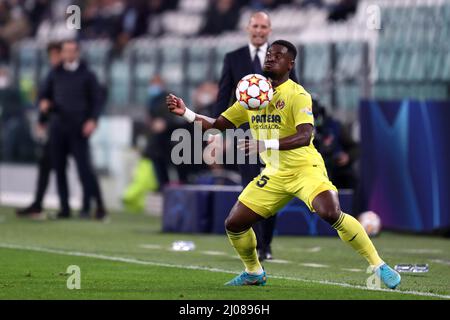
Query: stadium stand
7,0,447,113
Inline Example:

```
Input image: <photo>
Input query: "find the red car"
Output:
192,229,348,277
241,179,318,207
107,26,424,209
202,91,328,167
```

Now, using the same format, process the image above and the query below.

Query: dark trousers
151,156,170,191
30,140,52,210
239,162,277,254
50,121,104,214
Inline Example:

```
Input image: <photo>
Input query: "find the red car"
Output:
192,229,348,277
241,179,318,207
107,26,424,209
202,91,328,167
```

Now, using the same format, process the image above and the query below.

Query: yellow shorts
238,164,338,219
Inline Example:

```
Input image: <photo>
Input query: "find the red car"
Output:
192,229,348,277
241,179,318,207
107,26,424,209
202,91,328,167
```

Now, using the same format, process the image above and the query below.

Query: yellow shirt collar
274,78,292,92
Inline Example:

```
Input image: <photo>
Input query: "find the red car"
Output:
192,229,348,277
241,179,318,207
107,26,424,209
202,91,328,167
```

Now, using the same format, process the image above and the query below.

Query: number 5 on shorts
256,175,270,188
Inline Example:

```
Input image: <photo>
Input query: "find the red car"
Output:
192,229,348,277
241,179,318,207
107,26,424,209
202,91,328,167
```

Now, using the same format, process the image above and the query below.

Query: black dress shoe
95,209,108,221
16,205,41,217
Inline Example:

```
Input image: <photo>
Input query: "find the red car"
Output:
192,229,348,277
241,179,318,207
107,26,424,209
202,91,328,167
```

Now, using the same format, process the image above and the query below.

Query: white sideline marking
341,268,364,273
404,249,442,254
201,251,228,256
265,259,291,264
386,248,443,254
139,244,163,250
300,263,329,268
1,243,449,300
305,247,322,253
287,246,322,253
430,259,450,266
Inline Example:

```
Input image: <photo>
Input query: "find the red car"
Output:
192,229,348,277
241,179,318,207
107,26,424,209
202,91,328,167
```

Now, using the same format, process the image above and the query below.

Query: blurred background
0,0,449,234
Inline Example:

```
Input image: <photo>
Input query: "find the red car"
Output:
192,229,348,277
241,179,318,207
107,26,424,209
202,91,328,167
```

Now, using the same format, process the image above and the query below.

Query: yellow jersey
221,79,325,175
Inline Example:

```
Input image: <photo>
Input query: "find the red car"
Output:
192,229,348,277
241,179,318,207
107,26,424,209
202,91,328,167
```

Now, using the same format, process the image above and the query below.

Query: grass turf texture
0,207,449,299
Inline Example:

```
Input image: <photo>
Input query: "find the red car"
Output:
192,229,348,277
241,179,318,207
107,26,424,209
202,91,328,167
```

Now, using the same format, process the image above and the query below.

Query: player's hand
35,123,47,140
83,119,97,137
39,99,51,113
335,151,350,166
166,93,186,116
237,139,266,156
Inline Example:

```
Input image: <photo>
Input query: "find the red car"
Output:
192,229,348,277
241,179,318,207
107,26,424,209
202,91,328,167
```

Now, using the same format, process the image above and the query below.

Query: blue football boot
225,270,267,286
375,263,401,289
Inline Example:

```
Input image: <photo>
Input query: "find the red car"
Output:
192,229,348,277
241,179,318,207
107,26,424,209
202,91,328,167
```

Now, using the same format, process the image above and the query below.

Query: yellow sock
333,212,383,267
226,228,263,274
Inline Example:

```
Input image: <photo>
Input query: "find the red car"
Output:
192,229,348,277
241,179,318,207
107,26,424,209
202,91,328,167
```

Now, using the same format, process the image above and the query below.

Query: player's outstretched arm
166,93,234,131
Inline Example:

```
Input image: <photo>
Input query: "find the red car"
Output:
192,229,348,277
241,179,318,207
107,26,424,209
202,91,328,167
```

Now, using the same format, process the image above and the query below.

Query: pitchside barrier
162,185,353,236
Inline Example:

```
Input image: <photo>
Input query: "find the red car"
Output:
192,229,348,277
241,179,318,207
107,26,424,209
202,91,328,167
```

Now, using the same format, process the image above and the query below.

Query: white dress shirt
248,42,268,69
63,60,80,71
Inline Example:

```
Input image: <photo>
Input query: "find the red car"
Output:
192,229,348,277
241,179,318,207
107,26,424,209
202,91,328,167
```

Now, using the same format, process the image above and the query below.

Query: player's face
263,44,293,79
61,42,79,63
247,14,271,47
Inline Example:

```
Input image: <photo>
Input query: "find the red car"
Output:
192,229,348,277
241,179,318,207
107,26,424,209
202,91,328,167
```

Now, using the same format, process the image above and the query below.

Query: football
235,74,273,110
358,211,382,237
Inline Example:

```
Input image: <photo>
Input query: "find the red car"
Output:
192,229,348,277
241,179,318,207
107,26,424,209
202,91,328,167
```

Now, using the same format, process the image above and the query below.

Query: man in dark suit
213,11,298,261
40,39,107,220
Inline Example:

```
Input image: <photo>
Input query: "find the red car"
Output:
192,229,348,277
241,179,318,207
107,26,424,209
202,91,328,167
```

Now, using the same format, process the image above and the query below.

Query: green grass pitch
0,206,449,300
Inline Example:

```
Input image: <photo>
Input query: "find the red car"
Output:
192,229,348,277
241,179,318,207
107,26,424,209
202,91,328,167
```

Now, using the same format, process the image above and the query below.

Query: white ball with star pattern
235,74,273,111
358,211,382,237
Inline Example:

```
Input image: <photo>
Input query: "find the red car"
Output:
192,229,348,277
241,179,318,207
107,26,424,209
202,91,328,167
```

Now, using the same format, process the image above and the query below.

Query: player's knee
318,206,341,225
225,216,244,233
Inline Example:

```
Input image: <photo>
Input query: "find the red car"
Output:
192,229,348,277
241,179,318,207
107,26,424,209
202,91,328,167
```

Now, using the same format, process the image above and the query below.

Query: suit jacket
213,45,298,118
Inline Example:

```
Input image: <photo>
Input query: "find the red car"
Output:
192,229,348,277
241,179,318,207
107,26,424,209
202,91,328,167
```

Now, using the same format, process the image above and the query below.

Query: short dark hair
271,40,297,60
47,41,61,53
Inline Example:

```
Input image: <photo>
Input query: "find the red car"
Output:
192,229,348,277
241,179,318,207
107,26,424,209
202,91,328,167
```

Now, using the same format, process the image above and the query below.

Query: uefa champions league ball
358,211,382,237
235,74,273,111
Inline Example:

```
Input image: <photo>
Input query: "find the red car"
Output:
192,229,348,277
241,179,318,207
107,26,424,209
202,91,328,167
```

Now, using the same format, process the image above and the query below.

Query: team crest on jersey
276,100,285,110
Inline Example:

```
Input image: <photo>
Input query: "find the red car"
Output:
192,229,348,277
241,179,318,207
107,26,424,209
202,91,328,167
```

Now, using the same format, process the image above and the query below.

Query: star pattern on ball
258,91,269,102
239,91,251,104
248,76,260,85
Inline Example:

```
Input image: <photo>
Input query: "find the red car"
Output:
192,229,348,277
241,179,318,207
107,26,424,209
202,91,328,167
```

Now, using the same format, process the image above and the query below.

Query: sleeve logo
301,107,313,116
